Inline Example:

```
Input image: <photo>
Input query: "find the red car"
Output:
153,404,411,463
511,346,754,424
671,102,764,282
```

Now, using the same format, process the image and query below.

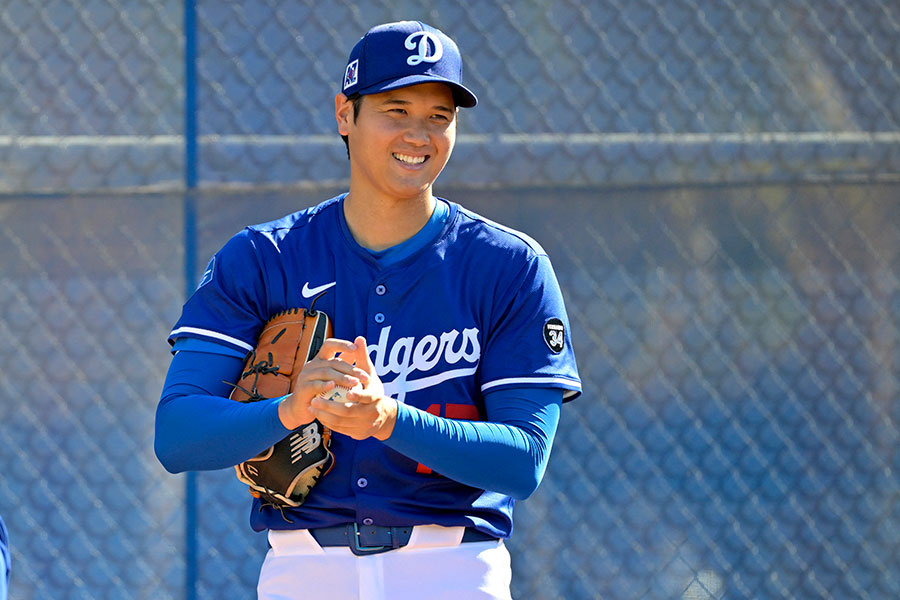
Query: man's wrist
276,394,314,431
374,397,399,441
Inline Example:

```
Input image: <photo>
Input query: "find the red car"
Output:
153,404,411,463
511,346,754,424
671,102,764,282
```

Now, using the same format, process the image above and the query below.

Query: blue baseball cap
341,21,478,108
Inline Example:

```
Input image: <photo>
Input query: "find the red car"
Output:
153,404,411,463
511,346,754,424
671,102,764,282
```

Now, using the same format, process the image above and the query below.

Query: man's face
337,82,457,202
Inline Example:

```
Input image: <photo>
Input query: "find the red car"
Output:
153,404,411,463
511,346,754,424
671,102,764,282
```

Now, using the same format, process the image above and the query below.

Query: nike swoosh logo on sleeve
302,281,336,298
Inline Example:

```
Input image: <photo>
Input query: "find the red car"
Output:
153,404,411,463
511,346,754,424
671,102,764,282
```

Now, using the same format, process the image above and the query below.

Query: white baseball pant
258,525,513,600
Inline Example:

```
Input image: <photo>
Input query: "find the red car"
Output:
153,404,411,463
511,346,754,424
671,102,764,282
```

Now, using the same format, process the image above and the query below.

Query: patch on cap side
343,59,359,90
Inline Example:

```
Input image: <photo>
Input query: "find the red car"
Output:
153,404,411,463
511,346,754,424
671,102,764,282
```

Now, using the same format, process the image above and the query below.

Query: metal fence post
184,0,199,599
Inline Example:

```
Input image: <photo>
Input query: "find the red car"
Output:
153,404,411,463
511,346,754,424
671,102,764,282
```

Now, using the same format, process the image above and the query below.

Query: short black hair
341,94,364,159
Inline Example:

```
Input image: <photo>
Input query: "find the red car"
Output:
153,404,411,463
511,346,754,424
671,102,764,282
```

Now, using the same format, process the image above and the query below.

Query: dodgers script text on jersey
169,195,581,535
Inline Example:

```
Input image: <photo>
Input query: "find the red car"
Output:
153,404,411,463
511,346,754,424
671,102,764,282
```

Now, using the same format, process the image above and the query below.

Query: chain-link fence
1,1,899,599
4,0,899,193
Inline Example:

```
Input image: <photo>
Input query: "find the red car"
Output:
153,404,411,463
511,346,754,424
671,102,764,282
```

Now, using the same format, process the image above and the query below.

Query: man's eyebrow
380,98,455,113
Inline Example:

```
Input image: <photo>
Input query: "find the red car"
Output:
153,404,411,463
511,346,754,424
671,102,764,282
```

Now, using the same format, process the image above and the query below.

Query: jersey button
375,284,387,296
374,313,385,324
357,477,368,488
362,518,374,526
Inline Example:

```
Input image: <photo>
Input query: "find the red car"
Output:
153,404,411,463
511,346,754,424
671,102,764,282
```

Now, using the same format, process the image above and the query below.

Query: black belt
309,524,498,556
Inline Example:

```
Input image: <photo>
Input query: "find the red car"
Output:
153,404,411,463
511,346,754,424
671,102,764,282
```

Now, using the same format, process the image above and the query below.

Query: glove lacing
225,350,281,403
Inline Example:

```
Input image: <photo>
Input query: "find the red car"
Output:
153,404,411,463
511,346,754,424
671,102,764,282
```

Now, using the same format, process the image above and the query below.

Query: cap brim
357,74,478,108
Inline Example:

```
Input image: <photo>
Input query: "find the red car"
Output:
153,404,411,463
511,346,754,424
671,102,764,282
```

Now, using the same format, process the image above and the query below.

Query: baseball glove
229,304,334,513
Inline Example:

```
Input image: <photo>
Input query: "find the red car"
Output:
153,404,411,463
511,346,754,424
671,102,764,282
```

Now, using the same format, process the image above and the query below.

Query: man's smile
393,152,427,165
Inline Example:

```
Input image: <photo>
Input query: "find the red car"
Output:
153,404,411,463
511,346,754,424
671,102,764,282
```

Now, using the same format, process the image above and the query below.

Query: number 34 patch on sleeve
543,318,566,353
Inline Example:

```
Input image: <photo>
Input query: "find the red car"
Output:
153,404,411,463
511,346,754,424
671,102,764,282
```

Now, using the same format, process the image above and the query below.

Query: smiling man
155,21,580,599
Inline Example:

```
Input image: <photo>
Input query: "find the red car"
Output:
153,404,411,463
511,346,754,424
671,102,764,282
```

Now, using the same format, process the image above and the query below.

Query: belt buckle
348,523,390,556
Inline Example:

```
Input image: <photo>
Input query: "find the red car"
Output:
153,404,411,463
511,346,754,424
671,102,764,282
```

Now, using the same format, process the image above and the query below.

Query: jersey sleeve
480,253,581,401
168,229,268,354
383,386,562,500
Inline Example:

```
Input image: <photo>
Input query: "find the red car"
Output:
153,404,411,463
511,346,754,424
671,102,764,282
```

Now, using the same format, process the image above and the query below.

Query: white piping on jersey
169,326,254,352
481,376,581,394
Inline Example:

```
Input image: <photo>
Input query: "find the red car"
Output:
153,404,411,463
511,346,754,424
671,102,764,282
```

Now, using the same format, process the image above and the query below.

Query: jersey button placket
372,283,388,325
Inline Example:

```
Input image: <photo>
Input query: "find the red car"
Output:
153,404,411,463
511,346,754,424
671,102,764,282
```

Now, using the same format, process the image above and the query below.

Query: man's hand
309,336,398,441
277,338,369,430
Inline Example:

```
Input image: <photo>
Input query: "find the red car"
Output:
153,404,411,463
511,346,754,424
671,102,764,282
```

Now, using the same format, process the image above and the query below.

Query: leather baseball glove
229,304,334,513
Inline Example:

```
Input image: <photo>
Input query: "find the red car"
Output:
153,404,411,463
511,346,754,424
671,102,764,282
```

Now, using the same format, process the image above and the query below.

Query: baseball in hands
319,383,362,404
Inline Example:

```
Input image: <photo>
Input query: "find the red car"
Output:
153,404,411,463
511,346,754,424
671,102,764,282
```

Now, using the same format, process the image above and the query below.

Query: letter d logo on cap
405,31,443,66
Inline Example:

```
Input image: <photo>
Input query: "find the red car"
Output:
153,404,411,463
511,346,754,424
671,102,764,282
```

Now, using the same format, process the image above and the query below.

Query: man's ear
335,93,354,136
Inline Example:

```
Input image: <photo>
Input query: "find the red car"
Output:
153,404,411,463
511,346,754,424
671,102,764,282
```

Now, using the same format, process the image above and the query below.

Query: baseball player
155,21,581,599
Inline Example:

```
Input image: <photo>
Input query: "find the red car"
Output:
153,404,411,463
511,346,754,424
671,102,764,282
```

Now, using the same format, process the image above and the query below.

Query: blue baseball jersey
169,194,581,535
